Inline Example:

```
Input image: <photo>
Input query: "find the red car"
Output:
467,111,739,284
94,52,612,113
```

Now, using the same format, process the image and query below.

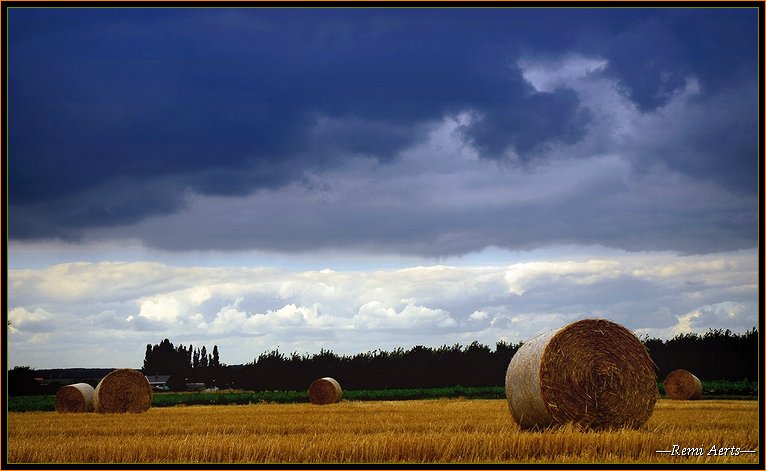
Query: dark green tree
193,348,200,369
8,366,41,395
142,339,192,378
186,345,193,369
142,344,153,372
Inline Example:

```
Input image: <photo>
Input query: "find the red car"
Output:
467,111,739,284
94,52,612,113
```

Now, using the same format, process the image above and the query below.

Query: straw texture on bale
55,383,95,413
308,377,342,404
505,318,658,430
94,369,152,413
664,369,702,400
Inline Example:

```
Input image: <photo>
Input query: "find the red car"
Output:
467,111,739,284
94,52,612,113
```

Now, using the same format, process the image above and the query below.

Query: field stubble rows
7,399,759,464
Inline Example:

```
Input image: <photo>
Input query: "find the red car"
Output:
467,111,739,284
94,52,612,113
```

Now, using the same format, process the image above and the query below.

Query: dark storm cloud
466,86,593,159
9,176,188,239
7,7,759,253
602,9,758,111
596,9,759,192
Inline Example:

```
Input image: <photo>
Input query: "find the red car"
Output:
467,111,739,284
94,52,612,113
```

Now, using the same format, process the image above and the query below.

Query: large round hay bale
55,383,95,413
308,377,342,404
94,369,152,413
664,369,702,400
505,318,658,430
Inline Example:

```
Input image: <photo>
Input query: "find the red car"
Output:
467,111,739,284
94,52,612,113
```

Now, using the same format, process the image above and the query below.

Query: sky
6,7,760,369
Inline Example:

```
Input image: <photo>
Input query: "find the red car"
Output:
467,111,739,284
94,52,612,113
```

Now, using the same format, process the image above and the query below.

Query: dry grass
7,399,758,464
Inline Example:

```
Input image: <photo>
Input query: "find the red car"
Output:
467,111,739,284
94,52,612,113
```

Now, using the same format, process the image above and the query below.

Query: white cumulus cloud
6,248,757,367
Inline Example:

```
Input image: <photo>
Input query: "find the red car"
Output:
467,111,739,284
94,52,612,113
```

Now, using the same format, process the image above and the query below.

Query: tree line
140,327,758,391
643,327,758,381
7,327,758,395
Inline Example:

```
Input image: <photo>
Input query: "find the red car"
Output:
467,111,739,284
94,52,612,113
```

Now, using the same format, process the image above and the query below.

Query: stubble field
7,398,759,464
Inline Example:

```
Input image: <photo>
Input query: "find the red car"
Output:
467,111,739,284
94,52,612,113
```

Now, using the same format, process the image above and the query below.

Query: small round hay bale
664,369,702,400
308,377,342,404
94,369,152,413
55,383,95,413
505,318,658,430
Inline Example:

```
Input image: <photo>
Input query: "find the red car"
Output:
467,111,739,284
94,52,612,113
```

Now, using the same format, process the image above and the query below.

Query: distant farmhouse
145,375,171,390
145,374,206,391
32,368,225,392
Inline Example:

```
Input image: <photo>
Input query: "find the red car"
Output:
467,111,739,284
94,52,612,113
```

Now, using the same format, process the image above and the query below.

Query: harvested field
7,399,758,464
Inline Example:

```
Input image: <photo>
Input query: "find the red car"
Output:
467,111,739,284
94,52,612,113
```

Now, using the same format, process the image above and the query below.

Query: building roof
145,375,171,383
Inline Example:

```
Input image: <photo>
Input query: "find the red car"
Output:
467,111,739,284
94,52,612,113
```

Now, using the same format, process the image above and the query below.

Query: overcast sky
7,7,759,369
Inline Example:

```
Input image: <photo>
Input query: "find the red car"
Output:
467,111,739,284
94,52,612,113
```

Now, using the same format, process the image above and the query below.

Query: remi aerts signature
656,445,757,457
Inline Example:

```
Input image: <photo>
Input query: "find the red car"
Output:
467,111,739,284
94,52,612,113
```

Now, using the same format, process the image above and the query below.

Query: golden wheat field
7,399,759,464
